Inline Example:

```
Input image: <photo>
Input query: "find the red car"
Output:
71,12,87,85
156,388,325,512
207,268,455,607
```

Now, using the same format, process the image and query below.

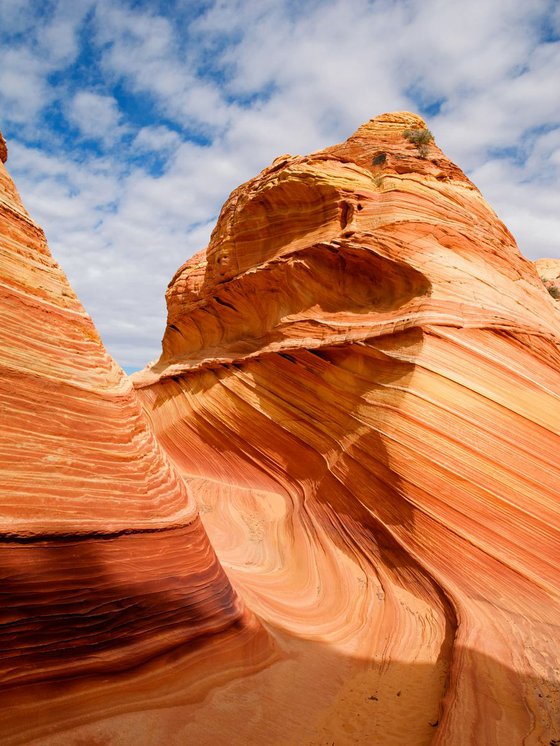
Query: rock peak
131,108,560,746
351,110,429,139
369,109,428,127
0,142,248,697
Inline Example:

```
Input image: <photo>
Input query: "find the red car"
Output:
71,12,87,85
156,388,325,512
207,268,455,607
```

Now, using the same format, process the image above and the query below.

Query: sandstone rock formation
0,132,269,743
134,113,560,745
1,114,559,745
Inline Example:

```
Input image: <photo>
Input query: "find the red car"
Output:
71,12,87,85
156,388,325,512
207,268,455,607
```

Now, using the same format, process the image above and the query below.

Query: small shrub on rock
544,280,560,300
403,128,434,158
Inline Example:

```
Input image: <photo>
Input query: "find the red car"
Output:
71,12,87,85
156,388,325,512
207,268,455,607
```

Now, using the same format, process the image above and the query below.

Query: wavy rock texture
131,113,560,745
1,114,560,746
0,133,271,743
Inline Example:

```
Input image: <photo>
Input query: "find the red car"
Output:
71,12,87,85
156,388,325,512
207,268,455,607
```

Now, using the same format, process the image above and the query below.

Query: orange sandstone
0,131,7,163
0,129,269,742
134,112,560,745
1,114,559,745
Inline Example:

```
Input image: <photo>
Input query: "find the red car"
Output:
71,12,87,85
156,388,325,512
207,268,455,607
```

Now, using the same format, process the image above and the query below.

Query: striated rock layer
0,132,272,743
1,113,559,745
132,112,560,745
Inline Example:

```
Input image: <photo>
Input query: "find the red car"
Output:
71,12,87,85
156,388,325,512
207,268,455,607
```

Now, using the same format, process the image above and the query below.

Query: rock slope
133,112,560,745
0,133,269,743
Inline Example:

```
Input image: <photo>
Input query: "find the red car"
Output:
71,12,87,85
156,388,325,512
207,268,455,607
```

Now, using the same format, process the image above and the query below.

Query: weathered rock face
132,113,560,745
0,132,255,726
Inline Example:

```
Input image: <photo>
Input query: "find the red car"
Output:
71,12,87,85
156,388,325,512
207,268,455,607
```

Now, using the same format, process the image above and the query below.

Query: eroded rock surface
0,131,269,743
0,131,7,163
134,112,560,745
1,114,559,745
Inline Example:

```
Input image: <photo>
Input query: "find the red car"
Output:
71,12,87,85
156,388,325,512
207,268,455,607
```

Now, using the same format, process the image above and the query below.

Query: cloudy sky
1,0,559,371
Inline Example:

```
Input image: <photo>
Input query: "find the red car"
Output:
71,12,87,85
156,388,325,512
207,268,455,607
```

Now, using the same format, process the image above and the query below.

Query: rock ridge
0,135,264,720
0,130,7,163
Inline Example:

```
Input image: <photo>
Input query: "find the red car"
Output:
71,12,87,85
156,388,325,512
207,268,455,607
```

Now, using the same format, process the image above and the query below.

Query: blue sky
1,0,559,371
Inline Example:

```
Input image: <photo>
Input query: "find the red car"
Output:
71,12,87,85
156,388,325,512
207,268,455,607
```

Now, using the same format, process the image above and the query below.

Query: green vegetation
403,128,434,158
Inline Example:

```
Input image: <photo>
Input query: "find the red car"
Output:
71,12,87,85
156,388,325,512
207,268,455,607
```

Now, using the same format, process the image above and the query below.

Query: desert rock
1,115,559,745
134,112,560,745
0,133,266,742
0,131,7,163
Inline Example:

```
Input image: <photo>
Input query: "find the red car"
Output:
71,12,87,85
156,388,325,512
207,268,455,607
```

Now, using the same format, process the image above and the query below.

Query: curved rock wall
134,113,560,745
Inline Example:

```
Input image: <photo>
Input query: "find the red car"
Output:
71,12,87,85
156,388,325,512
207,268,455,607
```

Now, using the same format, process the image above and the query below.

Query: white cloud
1,0,559,370
0,1,94,127
133,125,181,154
38,1,95,65
0,47,50,123
0,0,38,35
67,91,126,144
92,3,240,137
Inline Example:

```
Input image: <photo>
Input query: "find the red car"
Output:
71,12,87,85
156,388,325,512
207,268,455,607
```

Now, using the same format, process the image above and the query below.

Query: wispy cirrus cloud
1,0,559,371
